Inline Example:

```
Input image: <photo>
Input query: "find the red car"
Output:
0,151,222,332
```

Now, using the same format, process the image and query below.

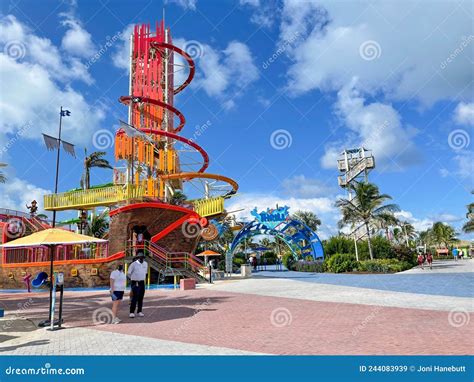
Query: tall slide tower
43,21,238,280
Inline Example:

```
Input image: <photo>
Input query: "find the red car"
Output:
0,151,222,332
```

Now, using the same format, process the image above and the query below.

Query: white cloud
281,175,336,198
280,0,473,106
454,102,474,126
394,210,433,232
321,78,420,170
112,24,133,72
0,15,92,84
166,0,197,10
240,0,278,28
60,11,95,58
0,15,105,152
0,176,51,213
226,192,340,239
175,39,259,108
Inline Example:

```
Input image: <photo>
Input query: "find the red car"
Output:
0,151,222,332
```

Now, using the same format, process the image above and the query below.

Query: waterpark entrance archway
227,206,324,270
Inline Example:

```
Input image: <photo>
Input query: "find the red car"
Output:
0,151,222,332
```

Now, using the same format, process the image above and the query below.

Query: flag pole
49,106,63,324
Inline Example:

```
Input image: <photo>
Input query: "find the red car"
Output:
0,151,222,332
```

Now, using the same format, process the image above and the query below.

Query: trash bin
241,264,252,278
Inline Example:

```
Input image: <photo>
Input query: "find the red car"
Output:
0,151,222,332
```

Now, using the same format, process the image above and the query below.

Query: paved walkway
0,259,472,355
254,259,473,297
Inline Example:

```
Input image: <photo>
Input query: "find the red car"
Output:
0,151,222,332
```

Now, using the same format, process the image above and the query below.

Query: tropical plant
169,190,187,205
87,210,109,238
0,163,7,183
463,191,474,233
323,236,355,257
324,253,357,273
375,212,400,240
429,222,458,248
291,210,321,231
336,182,399,260
393,222,416,246
81,149,113,190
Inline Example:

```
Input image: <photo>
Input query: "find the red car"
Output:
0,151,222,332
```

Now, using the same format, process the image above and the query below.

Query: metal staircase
126,240,208,283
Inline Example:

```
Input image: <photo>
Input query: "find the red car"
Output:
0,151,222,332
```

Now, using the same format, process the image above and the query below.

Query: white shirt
127,260,148,281
110,270,126,291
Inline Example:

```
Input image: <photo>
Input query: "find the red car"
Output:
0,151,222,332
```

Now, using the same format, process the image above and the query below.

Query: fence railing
2,242,110,267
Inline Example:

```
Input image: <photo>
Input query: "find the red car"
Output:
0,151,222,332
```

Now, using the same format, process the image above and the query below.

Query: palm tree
430,222,457,248
169,190,187,205
463,191,474,233
375,212,400,240
399,221,417,247
87,210,109,238
81,149,113,190
336,182,399,260
291,210,321,231
0,163,7,183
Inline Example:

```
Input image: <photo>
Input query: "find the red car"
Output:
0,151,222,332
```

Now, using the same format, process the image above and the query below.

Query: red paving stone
1,289,472,355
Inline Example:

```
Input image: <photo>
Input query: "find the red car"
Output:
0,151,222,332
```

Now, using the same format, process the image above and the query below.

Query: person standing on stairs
127,251,148,318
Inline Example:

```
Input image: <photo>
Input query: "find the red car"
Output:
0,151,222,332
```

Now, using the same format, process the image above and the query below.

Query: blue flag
60,109,71,117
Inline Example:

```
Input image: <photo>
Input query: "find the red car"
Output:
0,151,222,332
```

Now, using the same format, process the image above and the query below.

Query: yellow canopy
0,228,107,248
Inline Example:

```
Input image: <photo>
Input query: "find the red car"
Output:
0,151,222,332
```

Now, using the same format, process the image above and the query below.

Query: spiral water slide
115,23,238,206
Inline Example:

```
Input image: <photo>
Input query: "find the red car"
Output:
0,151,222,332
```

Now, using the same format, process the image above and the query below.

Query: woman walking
110,263,126,324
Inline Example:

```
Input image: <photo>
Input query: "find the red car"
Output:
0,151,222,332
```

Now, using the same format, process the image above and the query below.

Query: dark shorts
111,291,124,301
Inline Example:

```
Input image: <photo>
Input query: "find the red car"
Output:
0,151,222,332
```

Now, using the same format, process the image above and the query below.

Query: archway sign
226,205,324,273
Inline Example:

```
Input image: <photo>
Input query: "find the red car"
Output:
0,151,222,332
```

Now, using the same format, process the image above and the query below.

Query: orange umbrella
196,250,221,257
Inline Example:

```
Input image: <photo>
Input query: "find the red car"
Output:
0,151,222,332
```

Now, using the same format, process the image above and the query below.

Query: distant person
452,247,459,261
417,253,424,269
263,257,268,270
426,252,433,270
127,252,148,318
110,264,126,324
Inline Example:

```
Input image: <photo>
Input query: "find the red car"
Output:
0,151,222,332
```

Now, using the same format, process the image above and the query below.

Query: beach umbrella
1,228,107,328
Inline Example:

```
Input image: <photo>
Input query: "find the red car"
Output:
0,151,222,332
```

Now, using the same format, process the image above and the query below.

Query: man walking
127,252,148,318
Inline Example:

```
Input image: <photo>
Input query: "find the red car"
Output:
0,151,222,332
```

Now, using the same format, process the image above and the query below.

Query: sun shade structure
0,228,107,247
196,250,221,257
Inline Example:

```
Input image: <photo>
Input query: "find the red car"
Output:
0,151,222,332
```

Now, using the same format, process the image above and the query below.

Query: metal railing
44,185,146,211
191,196,225,217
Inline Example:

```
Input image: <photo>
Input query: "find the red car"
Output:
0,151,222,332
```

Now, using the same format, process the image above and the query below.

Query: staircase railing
126,240,207,282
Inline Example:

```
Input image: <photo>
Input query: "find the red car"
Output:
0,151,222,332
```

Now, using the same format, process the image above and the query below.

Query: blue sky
0,0,472,239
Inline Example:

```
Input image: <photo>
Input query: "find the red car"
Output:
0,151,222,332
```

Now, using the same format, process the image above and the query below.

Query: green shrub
323,236,355,258
357,236,393,260
233,257,245,267
357,259,413,273
282,253,295,269
291,260,324,272
324,253,357,273
391,245,417,264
